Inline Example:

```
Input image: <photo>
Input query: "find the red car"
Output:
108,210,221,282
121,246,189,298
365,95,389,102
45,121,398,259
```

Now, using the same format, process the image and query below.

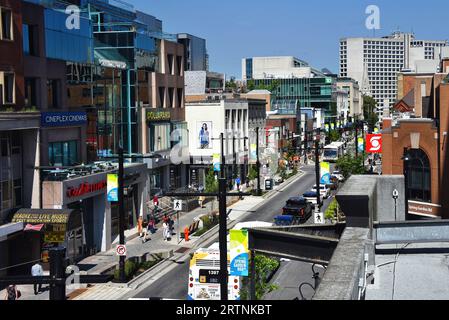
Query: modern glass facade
254,77,336,115
44,9,93,63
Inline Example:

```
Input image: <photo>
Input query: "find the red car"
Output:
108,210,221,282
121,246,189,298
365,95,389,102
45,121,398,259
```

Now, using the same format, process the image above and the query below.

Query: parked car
326,176,339,191
274,175,284,185
312,184,331,199
332,171,345,182
303,191,320,205
282,197,313,222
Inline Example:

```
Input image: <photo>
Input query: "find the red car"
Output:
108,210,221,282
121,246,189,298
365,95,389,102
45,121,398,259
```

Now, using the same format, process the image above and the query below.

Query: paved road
134,166,335,300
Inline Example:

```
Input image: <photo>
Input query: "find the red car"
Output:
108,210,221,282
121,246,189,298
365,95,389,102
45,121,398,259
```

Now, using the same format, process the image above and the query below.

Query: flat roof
366,243,449,300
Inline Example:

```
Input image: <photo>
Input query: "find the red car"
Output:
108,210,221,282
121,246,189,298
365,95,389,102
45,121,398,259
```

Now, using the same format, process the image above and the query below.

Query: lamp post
402,148,411,220
315,129,321,210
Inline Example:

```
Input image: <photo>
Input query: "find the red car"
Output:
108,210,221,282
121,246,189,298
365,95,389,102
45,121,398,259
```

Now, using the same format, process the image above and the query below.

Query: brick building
382,59,449,219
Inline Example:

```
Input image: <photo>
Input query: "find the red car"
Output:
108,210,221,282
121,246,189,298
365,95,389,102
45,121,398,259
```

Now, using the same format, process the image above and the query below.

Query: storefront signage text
67,181,107,198
12,213,68,224
146,111,171,122
41,112,88,127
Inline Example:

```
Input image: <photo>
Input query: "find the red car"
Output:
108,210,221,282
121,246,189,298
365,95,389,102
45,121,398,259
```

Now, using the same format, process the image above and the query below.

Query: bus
323,142,345,162
187,221,273,300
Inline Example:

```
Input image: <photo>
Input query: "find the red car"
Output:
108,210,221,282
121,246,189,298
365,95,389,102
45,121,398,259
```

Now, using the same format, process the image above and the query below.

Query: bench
181,220,200,239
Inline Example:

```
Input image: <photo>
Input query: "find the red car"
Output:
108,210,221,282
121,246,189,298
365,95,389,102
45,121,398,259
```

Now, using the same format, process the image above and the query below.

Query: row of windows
0,72,15,105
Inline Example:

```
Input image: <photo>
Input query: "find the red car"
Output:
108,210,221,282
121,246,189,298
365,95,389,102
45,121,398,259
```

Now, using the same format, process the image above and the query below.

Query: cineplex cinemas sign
41,112,88,127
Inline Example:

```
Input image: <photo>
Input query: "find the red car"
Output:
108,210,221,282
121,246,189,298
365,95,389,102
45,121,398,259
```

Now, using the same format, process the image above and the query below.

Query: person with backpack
4,285,20,300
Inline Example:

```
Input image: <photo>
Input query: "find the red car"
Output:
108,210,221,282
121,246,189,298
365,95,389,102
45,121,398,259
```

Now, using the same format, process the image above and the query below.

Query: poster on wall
107,174,118,202
230,229,249,277
197,121,212,149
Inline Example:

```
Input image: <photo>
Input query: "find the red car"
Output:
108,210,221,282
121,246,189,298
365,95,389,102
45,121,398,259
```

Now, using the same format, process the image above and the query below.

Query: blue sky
130,0,449,79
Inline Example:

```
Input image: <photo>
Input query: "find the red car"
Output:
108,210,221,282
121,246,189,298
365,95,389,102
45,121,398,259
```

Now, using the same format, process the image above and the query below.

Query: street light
402,148,411,220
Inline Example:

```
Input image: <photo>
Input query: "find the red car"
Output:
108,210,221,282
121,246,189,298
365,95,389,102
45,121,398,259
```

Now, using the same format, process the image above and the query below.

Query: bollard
184,227,189,242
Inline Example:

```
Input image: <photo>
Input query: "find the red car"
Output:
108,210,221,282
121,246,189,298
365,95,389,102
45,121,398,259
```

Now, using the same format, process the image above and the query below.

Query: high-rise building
177,33,208,71
340,31,449,119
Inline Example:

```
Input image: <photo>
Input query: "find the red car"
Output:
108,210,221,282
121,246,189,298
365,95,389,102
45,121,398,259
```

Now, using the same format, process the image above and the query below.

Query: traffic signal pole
118,147,126,283
219,132,228,301
315,130,321,209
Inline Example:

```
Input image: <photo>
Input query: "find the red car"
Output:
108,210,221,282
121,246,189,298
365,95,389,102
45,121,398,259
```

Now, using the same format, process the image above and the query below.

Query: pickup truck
282,197,313,222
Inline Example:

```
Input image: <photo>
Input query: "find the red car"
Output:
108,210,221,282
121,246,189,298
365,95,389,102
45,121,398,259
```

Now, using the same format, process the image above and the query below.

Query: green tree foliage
336,154,365,179
225,77,237,91
240,255,280,300
246,79,280,93
248,165,258,181
329,130,341,143
205,167,218,193
363,95,379,131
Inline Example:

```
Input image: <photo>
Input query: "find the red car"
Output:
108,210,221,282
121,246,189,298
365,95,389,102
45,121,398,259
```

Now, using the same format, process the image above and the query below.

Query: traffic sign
174,199,183,211
116,245,127,257
314,212,324,224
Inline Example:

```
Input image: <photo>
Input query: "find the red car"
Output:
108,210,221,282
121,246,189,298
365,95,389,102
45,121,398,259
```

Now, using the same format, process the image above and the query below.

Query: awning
12,209,74,225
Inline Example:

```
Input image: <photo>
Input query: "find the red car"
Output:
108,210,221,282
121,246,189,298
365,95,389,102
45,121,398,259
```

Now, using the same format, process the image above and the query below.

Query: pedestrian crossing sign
174,200,183,211
314,212,324,224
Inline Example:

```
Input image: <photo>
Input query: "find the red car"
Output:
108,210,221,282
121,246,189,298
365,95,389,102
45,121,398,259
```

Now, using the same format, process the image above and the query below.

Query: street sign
366,134,382,153
116,245,127,257
174,199,183,211
392,189,399,200
314,212,324,224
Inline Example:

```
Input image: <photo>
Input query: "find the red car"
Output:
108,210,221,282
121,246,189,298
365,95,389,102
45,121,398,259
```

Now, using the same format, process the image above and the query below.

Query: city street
133,165,336,300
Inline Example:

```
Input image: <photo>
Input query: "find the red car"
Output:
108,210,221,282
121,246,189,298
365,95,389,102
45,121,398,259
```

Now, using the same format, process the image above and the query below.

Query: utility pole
355,122,359,158
219,132,228,300
315,129,321,209
118,146,126,283
233,136,237,180
256,127,261,196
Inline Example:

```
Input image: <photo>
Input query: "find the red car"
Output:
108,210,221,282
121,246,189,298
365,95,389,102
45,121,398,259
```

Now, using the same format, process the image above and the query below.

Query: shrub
114,260,137,281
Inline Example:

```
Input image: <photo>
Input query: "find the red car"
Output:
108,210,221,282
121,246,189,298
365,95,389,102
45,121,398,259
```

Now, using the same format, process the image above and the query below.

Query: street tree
363,95,379,131
336,154,365,179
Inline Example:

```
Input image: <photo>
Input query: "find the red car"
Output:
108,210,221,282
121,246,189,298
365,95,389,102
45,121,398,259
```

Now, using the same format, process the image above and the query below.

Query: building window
47,79,59,109
23,24,38,56
2,72,15,104
158,87,165,107
25,78,37,108
0,8,12,41
406,149,431,203
48,141,78,167
149,123,170,152
177,88,183,108
167,54,174,75
168,87,174,108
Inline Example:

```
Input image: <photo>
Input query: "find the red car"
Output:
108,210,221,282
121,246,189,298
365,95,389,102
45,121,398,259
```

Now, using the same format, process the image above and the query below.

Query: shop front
11,208,83,267
42,163,148,253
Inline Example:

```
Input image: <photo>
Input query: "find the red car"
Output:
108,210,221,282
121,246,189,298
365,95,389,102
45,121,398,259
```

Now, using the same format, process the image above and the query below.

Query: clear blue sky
130,0,449,79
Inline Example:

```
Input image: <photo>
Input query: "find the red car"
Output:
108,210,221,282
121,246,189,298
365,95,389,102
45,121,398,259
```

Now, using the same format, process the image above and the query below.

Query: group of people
162,214,175,241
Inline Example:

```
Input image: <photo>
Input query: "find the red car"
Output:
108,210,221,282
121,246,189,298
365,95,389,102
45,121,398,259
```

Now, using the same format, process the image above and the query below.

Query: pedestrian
31,262,44,295
198,196,205,208
239,184,244,200
138,216,143,237
148,217,156,234
4,285,20,300
162,221,170,241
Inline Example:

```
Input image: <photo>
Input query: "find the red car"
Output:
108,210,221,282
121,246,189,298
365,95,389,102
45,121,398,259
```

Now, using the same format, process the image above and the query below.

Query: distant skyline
130,0,449,79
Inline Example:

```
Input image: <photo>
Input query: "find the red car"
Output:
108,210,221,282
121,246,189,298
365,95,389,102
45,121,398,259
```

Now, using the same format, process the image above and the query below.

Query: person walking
239,184,244,200
4,285,19,300
31,262,44,295
162,221,170,241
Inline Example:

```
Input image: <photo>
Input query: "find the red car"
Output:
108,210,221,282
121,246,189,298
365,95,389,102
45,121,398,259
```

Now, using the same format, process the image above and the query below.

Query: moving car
282,197,313,222
312,184,331,199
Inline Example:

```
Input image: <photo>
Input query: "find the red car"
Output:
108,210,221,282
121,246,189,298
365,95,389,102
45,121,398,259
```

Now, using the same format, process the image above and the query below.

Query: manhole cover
175,247,190,254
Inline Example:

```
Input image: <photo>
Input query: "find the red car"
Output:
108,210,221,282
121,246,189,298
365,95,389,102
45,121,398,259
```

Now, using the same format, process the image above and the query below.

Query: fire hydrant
184,227,189,242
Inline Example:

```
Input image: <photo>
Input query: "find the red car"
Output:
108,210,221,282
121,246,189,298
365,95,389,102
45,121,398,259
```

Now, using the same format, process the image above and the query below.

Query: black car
282,197,313,222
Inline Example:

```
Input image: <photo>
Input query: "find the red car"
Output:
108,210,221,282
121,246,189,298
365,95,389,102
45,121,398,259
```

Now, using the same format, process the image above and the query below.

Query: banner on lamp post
358,137,365,153
320,162,331,185
107,174,118,202
213,153,221,172
230,229,249,277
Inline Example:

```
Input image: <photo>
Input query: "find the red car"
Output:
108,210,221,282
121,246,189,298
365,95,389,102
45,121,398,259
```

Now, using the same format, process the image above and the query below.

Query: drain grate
175,247,190,254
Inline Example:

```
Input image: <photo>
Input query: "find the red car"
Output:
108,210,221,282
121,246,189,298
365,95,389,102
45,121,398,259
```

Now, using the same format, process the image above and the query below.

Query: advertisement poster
230,229,249,277
197,121,212,149
358,137,365,153
213,153,221,172
320,162,331,185
107,174,118,202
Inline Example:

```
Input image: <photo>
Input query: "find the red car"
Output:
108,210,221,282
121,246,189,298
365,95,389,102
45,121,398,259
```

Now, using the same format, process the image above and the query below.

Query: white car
332,171,345,182
312,184,331,199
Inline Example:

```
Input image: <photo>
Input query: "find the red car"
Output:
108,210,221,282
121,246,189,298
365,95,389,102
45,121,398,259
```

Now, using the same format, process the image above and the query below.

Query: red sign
366,134,382,153
67,181,107,198
116,245,127,256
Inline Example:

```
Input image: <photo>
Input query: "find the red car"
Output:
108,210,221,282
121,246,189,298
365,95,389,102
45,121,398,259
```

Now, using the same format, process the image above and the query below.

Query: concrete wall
375,176,406,222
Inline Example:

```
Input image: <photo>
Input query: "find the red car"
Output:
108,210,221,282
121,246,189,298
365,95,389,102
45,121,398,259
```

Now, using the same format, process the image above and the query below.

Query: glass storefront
111,186,139,240
48,141,78,166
